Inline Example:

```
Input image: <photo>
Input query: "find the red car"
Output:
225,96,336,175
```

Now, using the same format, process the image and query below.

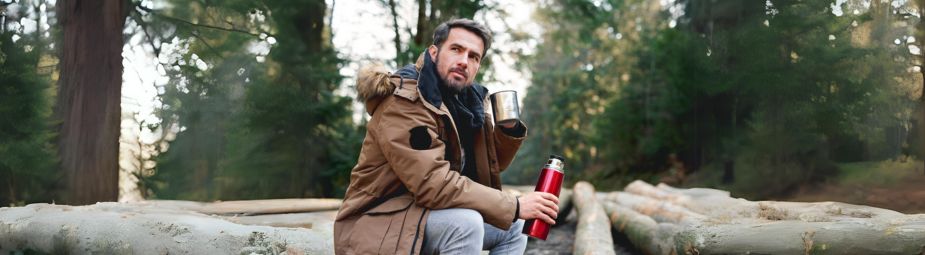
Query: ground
787,160,925,214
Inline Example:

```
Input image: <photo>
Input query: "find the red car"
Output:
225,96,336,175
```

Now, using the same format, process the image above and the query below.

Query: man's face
429,28,484,92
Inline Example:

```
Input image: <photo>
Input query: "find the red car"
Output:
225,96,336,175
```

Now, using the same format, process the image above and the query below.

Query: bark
917,0,925,173
413,0,429,47
386,0,403,64
572,181,616,255
603,180,925,255
295,1,326,53
56,0,128,205
602,202,676,255
224,210,337,229
0,203,335,254
602,192,705,226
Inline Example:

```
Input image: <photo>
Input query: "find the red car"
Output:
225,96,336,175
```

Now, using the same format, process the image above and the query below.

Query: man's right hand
517,192,560,225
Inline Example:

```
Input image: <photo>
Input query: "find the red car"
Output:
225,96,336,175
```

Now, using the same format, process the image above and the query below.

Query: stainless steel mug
489,90,520,126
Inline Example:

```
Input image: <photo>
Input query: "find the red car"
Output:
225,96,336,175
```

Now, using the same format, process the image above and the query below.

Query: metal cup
489,90,520,126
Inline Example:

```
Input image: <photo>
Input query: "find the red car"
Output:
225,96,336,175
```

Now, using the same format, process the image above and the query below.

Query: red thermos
522,155,565,240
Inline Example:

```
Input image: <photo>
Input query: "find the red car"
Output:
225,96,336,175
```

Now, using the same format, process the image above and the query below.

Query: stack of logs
3,181,924,254
537,180,925,255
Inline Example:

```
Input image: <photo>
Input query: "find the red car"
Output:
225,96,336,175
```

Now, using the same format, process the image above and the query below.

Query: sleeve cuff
500,121,526,138
513,196,520,222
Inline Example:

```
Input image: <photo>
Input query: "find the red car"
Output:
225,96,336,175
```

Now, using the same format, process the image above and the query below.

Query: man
334,19,560,254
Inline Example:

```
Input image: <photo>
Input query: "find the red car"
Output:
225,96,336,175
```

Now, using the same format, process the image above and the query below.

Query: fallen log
133,198,342,216
604,180,925,254
0,203,335,254
677,216,925,254
223,210,338,229
572,181,616,255
603,191,705,226
602,201,671,255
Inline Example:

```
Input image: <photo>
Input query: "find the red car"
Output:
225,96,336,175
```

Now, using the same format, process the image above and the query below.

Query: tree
0,30,59,206
140,0,360,200
386,0,484,66
508,0,667,185
55,0,128,205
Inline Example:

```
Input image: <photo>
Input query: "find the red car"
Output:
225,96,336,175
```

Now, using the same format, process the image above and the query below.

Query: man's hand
499,120,517,129
517,192,560,225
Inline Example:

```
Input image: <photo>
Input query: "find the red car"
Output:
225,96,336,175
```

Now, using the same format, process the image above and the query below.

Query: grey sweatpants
421,208,528,255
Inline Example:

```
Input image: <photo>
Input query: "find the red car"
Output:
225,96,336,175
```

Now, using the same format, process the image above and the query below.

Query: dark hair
432,18,492,56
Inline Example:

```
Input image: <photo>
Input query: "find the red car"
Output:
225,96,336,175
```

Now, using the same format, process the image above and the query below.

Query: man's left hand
499,121,517,129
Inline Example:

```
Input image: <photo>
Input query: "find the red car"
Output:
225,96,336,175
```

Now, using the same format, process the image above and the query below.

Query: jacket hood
356,52,439,115
355,62,395,104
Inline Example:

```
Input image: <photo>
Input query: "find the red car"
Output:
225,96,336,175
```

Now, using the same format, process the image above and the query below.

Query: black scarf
414,52,487,181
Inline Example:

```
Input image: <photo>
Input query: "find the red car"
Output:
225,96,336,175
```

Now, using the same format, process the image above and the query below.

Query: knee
511,220,527,241
447,208,484,236
510,219,525,233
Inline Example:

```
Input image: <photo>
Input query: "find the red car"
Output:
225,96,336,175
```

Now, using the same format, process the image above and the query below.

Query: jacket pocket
349,195,414,254
366,195,413,215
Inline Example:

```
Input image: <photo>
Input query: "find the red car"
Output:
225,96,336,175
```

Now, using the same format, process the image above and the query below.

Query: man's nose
453,53,468,69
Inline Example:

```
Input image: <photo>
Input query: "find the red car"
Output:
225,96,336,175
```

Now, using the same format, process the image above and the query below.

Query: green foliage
148,0,360,200
0,32,59,205
515,0,916,197
507,0,670,187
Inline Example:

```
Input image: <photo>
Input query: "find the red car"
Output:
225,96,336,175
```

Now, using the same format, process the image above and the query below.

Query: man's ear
428,45,438,61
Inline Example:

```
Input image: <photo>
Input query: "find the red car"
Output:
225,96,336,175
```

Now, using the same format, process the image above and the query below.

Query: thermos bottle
522,155,565,240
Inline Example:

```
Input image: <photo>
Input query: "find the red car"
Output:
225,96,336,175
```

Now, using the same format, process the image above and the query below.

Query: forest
2,0,924,210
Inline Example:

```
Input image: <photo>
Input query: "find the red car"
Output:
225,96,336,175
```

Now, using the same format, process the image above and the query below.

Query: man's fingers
538,197,559,212
540,204,558,219
540,212,556,225
539,192,560,204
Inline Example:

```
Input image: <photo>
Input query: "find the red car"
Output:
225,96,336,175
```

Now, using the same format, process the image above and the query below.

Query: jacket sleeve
493,121,527,172
374,97,518,230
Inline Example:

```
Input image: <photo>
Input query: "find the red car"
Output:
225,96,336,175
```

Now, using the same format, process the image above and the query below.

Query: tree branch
133,4,275,39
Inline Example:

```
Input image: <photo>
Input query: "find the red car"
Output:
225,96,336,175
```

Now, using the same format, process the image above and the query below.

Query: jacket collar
396,52,444,109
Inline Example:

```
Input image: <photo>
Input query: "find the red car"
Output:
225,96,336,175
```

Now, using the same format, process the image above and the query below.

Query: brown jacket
333,57,526,255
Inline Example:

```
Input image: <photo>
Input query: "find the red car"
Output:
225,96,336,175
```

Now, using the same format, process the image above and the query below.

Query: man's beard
442,68,470,93
435,51,471,93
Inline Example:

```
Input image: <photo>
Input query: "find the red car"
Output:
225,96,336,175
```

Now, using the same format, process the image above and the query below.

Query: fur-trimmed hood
355,54,425,115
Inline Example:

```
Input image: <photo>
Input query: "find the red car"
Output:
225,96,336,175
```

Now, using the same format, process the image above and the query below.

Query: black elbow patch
409,126,432,150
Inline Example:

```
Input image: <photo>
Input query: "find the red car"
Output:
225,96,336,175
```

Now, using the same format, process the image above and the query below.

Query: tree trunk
413,0,429,47
916,0,925,174
572,181,616,255
386,0,403,64
56,0,128,205
295,1,326,53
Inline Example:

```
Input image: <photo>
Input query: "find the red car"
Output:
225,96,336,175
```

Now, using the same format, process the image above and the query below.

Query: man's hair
432,18,492,56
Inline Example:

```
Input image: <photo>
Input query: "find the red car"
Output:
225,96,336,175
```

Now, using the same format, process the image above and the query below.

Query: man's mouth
449,69,468,80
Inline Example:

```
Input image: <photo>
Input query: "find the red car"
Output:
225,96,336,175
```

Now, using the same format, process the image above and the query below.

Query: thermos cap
545,155,565,172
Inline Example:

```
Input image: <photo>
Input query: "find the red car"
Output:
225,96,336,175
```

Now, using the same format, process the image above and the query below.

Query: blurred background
1,0,923,213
